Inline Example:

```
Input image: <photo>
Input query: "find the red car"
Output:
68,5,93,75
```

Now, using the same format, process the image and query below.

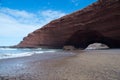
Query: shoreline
0,49,120,80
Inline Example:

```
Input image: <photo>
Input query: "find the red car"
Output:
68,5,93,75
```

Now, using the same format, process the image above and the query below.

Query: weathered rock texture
86,43,109,50
17,0,120,49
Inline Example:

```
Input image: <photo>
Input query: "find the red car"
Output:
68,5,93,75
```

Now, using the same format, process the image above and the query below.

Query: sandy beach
0,49,120,80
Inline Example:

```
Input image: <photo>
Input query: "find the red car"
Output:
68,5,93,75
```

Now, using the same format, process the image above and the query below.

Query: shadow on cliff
65,30,120,49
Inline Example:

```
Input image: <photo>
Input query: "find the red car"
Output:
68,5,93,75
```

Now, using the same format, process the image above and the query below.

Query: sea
0,47,61,59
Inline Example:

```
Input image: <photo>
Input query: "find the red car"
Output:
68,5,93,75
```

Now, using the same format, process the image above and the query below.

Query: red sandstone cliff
17,0,120,48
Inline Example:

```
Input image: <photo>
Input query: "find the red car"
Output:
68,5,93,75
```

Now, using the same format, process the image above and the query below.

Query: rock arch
65,30,120,49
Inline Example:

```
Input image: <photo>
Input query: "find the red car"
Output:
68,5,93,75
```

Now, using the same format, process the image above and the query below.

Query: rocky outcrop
86,43,109,50
17,0,120,49
63,46,76,50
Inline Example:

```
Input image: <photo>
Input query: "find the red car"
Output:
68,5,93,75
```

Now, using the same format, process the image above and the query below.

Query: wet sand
0,49,120,80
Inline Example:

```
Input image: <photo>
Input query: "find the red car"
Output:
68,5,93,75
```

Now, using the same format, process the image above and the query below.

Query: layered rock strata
17,0,120,49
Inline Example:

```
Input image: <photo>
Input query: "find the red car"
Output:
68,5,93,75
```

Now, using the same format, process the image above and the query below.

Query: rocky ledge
17,0,120,49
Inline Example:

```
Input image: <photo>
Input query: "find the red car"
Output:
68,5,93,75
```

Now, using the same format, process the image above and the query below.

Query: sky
0,0,97,46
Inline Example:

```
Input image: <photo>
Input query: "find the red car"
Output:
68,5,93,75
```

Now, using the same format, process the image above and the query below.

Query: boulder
63,46,75,50
86,43,109,50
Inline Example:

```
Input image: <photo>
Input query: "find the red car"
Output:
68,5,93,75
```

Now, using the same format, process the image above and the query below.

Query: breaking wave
0,52,34,59
0,48,59,59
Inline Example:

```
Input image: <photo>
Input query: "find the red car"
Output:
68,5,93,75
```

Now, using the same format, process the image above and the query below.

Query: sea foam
0,48,59,59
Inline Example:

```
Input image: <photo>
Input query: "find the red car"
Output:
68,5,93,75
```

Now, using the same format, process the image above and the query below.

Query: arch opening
65,30,120,49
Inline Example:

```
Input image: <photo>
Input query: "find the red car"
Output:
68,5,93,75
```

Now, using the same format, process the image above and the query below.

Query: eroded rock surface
17,0,120,49
86,43,109,50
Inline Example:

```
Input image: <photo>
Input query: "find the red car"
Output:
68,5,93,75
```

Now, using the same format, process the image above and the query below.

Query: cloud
41,10,65,18
71,0,79,6
1,8,35,18
39,10,66,24
0,7,66,46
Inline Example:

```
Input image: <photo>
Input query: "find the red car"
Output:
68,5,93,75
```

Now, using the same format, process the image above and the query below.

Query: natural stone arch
65,30,120,49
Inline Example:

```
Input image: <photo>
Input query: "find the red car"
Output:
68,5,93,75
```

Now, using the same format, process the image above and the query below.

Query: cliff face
17,0,120,49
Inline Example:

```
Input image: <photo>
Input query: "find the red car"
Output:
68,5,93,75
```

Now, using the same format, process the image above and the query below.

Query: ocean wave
0,52,34,59
34,50,56,54
20,48,42,50
0,48,42,51
0,48,18,51
0,48,60,59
